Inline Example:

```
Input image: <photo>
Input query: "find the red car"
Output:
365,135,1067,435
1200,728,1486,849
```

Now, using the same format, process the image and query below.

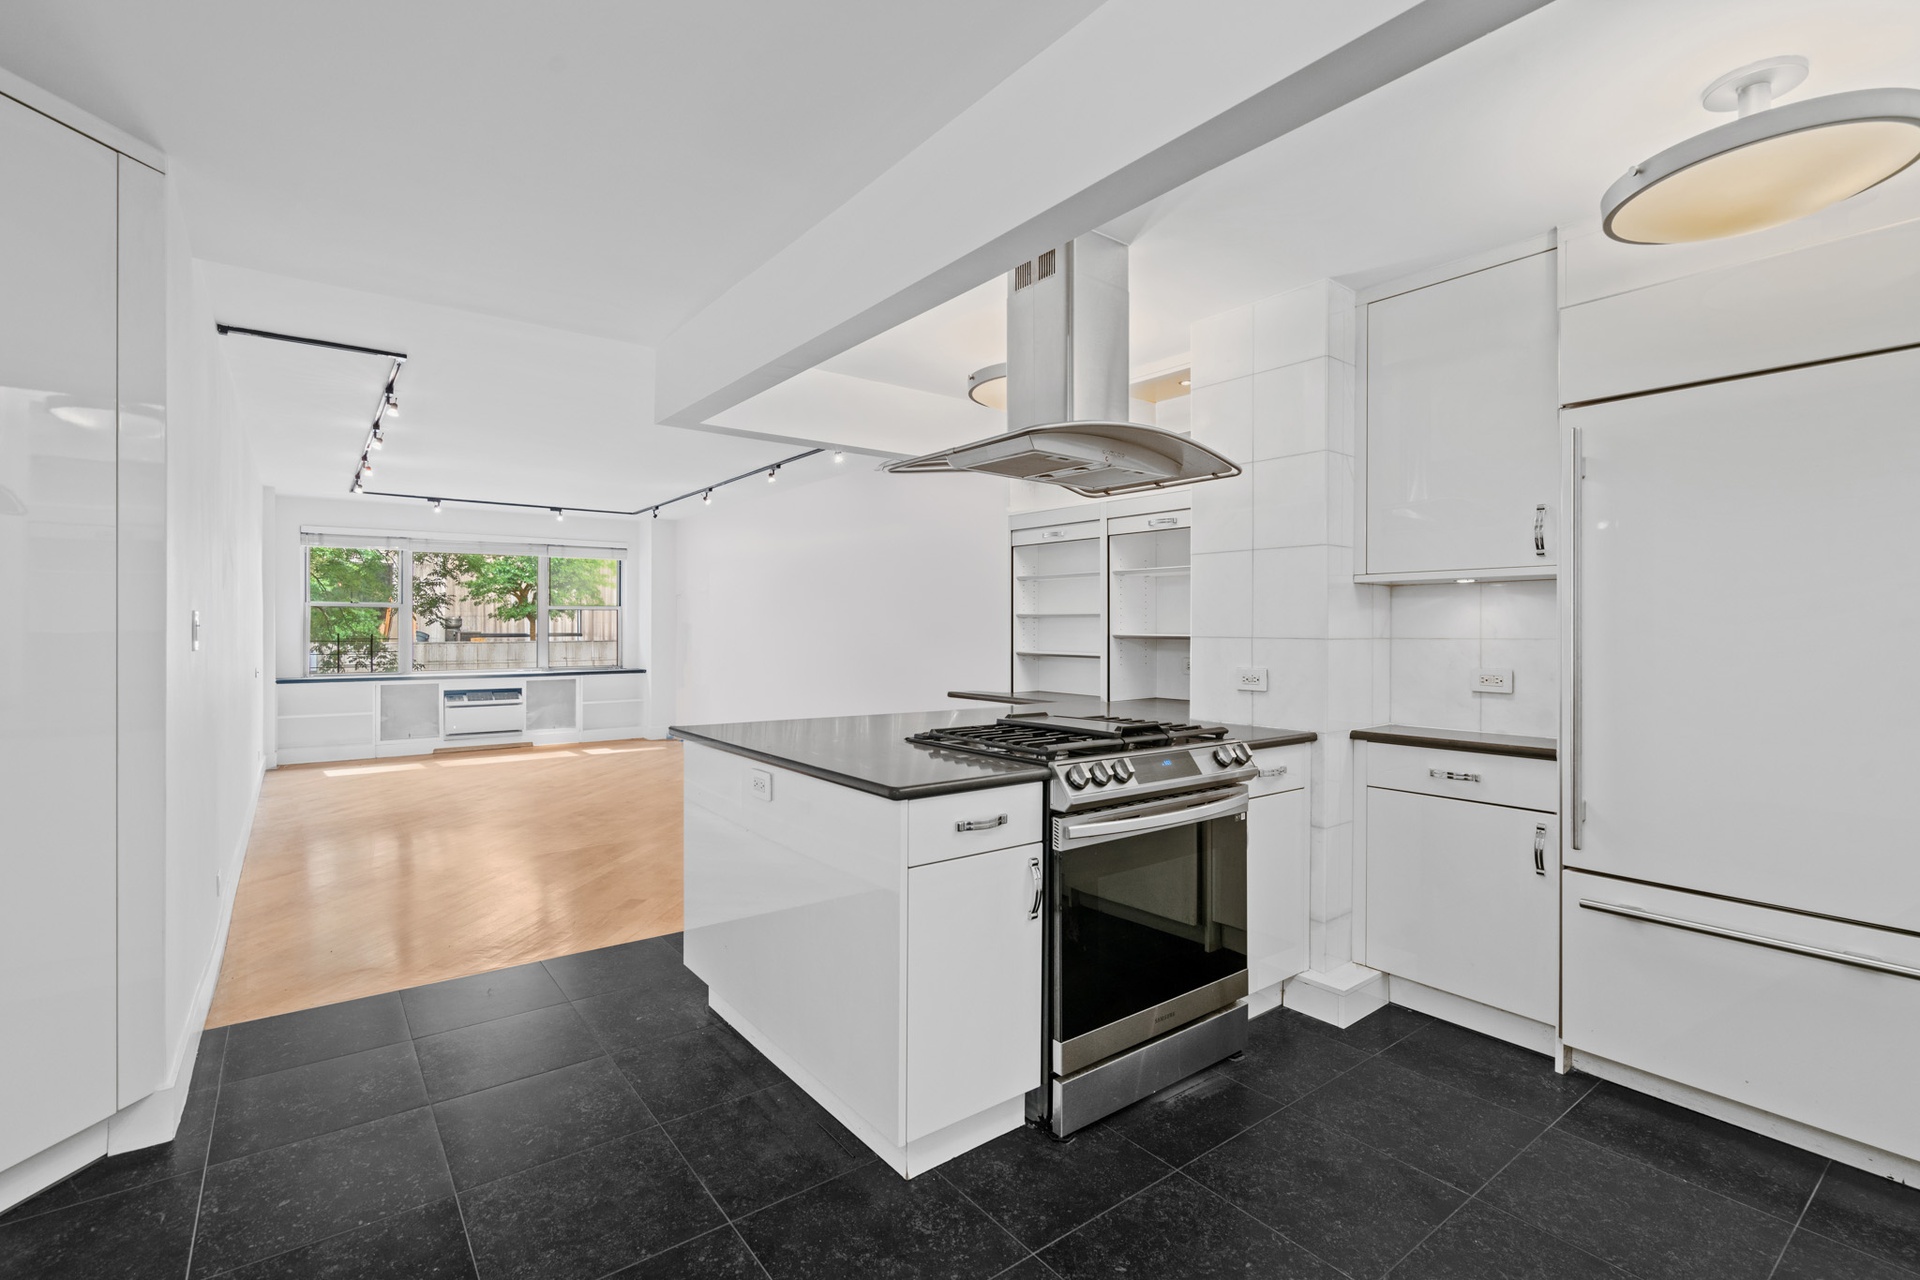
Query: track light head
429,499,441,513
552,507,564,522
370,427,384,449
651,507,660,519
767,467,778,482
702,489,712,504
384,392,400,417
834,451,844,462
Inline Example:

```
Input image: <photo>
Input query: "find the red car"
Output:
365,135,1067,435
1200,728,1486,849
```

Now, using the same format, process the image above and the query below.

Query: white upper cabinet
1360,246,1559,581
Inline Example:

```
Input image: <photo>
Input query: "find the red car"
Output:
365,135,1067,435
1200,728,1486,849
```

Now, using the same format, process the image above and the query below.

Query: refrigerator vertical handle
1569,426,1584,852
1534,505,1548,557
1028,857,1043,920
1533,824,1548,876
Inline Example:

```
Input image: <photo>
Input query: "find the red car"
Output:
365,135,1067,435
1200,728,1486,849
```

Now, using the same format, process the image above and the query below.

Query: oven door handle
1058,788,1249,844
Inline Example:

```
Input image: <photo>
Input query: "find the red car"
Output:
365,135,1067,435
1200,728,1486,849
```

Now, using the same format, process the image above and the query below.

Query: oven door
1050,785,1250,1076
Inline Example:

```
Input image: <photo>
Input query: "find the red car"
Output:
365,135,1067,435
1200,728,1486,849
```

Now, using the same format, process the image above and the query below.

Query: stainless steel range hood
886,233,1240,498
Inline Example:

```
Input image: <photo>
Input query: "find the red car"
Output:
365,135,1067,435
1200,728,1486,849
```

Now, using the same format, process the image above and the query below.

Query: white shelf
1016,571,1101,582
1015,650,1101,659
1110,565,1190,578
1111,632,1191,640
1016,611,1100,619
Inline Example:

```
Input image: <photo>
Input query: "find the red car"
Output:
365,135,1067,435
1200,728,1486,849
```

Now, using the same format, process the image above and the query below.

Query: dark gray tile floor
5,938,1920,1279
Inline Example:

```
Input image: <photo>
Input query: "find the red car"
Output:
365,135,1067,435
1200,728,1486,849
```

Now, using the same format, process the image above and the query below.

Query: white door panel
1367,789,1556,1023
0,96,120,1170
1246,789,1308,993
1572,349,1920,931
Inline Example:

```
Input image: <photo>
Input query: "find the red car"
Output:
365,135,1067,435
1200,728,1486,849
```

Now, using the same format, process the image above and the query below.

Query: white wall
265,495,649,686
1388,581,1556,736
672,465,1010,725
164,201,266,1076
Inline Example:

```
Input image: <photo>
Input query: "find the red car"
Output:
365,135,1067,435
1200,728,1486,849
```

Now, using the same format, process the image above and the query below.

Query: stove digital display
1135,753,1200,778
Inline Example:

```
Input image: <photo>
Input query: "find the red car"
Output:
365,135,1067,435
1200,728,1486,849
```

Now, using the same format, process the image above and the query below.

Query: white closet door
0,96,121,1168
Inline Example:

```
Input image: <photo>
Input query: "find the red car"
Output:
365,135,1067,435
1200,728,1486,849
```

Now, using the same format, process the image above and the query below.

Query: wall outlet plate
1474,668,1515,694
748,768,773,801
1234,665,1270,691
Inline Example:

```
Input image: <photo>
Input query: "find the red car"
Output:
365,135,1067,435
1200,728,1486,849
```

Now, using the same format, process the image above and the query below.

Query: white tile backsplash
1189,637,1253,724
1191,550,1252,638
1253,282,1331,371
1386,581,1560,736
1252,455,1329,549
1389,637,1482,729
1391,583,1481,638
1191,306,1253,387
1252,547,1329,639
1190,471,1254,555
1251,361,1328,460
1190,377,1253,460
1250,637,1327,729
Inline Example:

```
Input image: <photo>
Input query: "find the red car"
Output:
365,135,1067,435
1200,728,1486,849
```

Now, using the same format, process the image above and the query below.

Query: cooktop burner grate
907,714,1228,764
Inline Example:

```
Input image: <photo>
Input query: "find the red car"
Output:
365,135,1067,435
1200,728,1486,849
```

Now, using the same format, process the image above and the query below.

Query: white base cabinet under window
1362,745,1557,1025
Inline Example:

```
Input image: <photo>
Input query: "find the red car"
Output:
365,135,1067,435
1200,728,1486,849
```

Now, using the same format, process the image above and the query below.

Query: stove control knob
1232,742,1253,765
1212,746,1235,768
1110,759,1135,783
1089,762,1112,786
1064,764,1089,790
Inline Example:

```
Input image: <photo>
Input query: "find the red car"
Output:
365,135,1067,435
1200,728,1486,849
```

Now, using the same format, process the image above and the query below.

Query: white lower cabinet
905,844,1042,1141
1564,870,1920,1162
1366,775,1556,1024
1246,785,1309,995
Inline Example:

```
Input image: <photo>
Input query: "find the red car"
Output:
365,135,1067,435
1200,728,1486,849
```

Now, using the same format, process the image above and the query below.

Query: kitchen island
672,700,1313,1176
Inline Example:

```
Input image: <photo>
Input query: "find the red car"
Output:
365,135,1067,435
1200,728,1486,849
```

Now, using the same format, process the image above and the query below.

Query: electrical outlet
1234,666,1270,691
748,768,773,802
1474,668,1515,694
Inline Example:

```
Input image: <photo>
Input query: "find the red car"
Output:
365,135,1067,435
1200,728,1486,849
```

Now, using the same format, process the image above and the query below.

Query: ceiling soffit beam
656,0,1556,430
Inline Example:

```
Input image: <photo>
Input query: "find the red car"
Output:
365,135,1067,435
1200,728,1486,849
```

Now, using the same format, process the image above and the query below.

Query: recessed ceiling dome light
1603,57,1920,245
966,362,1008,410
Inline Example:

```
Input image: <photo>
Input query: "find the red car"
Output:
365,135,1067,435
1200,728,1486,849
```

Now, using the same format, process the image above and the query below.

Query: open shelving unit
1107,522,1191,701
1010,526,1104,696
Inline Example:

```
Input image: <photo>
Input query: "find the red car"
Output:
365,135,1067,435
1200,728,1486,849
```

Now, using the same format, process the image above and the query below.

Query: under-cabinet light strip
361,447,834,520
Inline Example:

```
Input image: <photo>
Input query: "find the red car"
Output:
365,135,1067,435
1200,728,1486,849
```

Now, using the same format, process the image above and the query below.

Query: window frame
301,535,628,678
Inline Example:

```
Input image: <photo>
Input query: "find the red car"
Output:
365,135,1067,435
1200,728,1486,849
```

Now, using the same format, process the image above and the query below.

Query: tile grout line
1173,1164,1363,1280
404,999,486,1280
933,1167,1047,1268
178,1028,230,1279
1765,1162,1828,1280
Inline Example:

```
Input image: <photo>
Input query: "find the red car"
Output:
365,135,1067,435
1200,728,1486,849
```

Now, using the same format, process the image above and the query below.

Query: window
546,557,620,669
302,536,627,676
307,547,399,673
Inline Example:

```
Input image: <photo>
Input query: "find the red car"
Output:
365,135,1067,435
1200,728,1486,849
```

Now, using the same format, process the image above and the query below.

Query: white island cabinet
682,740,1042,1177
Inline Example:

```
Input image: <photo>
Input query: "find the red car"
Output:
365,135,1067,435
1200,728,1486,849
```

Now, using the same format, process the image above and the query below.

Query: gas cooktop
906,713,1229,764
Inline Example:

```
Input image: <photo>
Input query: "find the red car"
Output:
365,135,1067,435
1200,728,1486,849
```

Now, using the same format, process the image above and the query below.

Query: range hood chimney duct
886,233,1240,498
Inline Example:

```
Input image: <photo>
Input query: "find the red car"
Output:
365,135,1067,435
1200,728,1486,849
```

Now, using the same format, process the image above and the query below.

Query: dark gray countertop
671,697,1315,800
671,709,1049,800
1350,723,1557,761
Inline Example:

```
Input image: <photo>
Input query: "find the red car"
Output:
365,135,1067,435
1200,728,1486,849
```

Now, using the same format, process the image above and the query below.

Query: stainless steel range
907,713,1259,1135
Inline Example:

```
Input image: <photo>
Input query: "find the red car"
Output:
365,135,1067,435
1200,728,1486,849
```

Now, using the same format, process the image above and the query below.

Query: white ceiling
819,0,1920,398
0,0,1104,345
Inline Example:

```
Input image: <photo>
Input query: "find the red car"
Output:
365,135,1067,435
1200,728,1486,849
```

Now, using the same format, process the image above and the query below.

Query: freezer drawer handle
955,814,1009,833
1577,900,1920,982
1429,769,1482,783
1259,766,1288,779
1148,516,1181,527
1041,529,1066,540
1533,505,1548,557
1533,825,1548,876
1028,856,1043,920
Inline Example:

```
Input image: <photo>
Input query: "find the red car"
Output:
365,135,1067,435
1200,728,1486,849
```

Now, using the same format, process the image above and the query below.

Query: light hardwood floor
207,738,683,1028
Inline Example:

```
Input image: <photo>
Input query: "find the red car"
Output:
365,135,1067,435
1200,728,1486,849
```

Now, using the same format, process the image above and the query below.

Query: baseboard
1386,977,1555,1056
1571,1050,1920,1187
1282,963,1387,1028
0,1120,109,1215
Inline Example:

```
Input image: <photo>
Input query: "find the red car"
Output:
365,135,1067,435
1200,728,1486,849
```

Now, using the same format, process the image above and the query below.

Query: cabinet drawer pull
1533,504,1548,557
1578,900,1920,982
1148,516,1180,527
1533,824,1547,876
955,814,1009,833
1429,769,1482,783
1041,529,1066,539
1259,766,1288,779
1028,856,1043,920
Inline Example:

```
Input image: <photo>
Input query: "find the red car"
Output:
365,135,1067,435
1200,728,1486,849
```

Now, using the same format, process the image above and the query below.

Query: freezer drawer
1563,870,1920,1162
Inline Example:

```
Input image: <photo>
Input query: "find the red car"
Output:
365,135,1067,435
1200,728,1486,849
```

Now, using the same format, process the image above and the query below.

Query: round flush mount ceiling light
966,362,1008,410
1602,57,1920,245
